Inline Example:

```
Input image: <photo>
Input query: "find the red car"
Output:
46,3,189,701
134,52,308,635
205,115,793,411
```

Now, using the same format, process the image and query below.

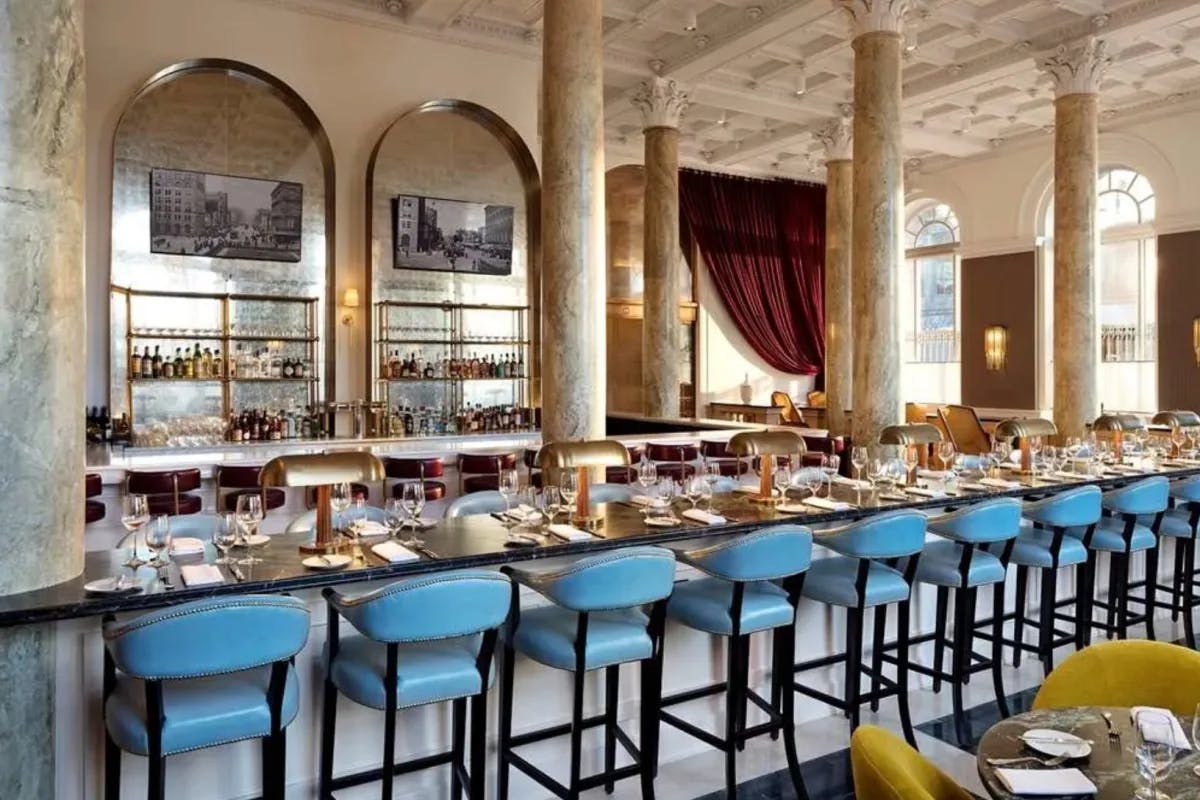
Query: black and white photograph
392,194,513,275
150,167,303,262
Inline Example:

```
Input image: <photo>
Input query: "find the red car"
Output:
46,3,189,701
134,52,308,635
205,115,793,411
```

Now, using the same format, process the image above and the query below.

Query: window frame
904,203,961,365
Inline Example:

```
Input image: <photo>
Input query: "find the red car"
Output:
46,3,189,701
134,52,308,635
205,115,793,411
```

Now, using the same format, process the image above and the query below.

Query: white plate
644,517,682,527
243,534,271,548
302,554,352,571
1020,729,1091,759
85,577,142,595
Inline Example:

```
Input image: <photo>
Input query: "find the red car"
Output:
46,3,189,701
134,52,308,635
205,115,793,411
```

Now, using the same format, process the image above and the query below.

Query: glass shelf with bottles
127,343,315,382
378,351,527,382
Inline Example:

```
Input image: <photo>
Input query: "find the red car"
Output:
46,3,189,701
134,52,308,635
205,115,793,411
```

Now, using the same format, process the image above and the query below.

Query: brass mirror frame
364,99,542,405
109,58,338,403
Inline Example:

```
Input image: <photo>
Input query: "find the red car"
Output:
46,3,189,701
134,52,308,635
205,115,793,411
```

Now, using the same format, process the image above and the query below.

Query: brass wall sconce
341,288,360,326
984,325,1008,371
1193,317,1200,366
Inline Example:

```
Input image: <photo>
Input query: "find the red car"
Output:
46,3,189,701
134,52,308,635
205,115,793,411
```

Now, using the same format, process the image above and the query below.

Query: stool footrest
328,747,456,791
507,752,642,798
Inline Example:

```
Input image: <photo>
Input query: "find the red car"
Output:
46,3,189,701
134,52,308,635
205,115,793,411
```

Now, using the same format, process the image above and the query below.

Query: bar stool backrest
458,452,518,474
928,498,1022,544
127,468,202,495
677,525,813,582
1103,476,1170,516
529,546,677,612
86,473,103,498
699,439,734,459
1171,475,1200,504
445,491,507,518
215,465,263,489
819,510,928,560
103,595,309,680
384,457,445,481
328,570,511,643
646,442,700,462
1024,485,1102,528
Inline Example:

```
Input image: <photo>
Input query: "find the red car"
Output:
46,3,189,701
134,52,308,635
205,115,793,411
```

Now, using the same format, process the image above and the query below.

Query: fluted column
0,0,85,794
840,0,907,446
817,113,854,437
541,0,606,441
1038,37,1110,439
633,77,689,419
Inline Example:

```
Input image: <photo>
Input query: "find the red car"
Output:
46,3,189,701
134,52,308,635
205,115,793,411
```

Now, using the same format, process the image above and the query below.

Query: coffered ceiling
257,0,1200,180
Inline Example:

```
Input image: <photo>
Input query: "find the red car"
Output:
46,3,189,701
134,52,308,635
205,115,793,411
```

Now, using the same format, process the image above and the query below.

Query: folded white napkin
170,537,206,555
1109,464,1146,473
350,520,390,537
804,497,851,511
1053,470,1085,480
833,476,872,489
681,508,726,525
905,487,946,498
180,564,225,587
734,484,761,494
372,541,420,563
917,470,949,480
630,494,654,506
1131,707,1193,749
776,503,808,514
404,518,438,530
504,503,538,520
547,524,595,541
980,477,1022,489
993,768,1096,796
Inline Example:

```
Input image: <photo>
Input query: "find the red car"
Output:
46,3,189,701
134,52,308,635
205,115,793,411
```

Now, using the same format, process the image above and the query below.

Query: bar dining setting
9,1,1200,799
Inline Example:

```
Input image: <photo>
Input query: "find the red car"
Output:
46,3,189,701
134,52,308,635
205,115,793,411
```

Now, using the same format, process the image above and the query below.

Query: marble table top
977,707,1200,800
5,463,1198,628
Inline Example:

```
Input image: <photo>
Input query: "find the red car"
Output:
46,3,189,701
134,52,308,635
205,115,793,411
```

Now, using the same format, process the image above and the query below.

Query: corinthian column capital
837,0,909,37
816,116,853,161
1037,37,1111,98
632,77,690,130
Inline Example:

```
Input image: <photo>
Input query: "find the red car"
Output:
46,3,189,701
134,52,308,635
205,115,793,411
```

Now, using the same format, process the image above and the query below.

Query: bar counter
16,464,1200,628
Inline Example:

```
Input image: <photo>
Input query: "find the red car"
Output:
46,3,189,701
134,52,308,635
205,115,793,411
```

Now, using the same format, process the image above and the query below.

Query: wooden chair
938,404,991,455
770,391,805,425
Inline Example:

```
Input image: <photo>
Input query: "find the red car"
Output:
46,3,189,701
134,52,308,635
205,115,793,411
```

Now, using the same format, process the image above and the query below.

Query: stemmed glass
1135,708,1177,800
637,457,658,497
235,493,264,565
145,515,172,570
850,446,868,505
683,475,707,509
1028,436,1043,479
937,441,956,472
902,446,919,486
121,494,150,568
399,483,427,549
539,486,562,525
1171,426,1187,457
330,481,352,531
772,464,793,502
384,498,404,539
704,461,722,492
559,469,579,518
821,454,840,498
213,513,237,566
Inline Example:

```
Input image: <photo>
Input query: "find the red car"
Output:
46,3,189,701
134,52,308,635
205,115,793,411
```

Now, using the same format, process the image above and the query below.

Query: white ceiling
263,0,1200,180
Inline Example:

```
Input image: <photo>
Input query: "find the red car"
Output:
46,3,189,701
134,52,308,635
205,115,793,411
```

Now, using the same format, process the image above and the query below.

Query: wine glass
821,454,840,498
539,486,562,525
772,464,793,501
235,493,264,565
903,446,919,486
213,513,237,566
401,482,426,530
1135,708,1177,800
144,515,172,570
1171,426,1187,456
384,497,405,537
704,460,722,489
121,494,150,568
330,481,352,530
1028,436,1043,479
637,457,658,492
558,469,579,516
684,475,706,509
850,446,868,504
937,441,956,471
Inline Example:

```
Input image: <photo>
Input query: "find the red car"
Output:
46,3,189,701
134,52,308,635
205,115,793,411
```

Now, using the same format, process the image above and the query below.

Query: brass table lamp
727,429,807,504
992,417,1058,473
879,423,944,476
260,451,386,553
1151,411,1200,456
1092,413,1145,465
537,440,631,527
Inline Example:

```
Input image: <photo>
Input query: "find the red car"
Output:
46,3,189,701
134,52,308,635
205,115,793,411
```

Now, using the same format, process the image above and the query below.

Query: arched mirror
366,100,540,435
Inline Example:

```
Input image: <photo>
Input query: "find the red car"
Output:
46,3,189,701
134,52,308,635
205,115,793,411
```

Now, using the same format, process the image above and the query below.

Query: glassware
1192,704,1200,777
1028,436,1043,479
384,498,405,538
1134,708,1177,800
540,486,562,525
1171,426,1186,454
234,493,264,565
330,481,352,530
821,454,840,498
850,446,868,504
121,494,150,568
772,465,792,501
144,515,172,570
937,441,956,471
684,475,707,509
558,468,578,513
213,513,237,565
401,482,426,529
696,473,714,510
637,457,659,494
902,446,919,486
704,460,722,489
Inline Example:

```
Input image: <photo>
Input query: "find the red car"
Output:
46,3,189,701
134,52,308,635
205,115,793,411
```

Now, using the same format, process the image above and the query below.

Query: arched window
904,203,960,364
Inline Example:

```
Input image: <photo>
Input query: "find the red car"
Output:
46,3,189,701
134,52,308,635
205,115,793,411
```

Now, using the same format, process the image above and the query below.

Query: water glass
145,515,172,569
121,494,150,568
559,468,579,512
937,441,956,471
401,481,426,527
772,464,793,500
637,457,658,491
1135,708,1177,800
213,513,237,565
384,498,405,538
330,481,352,530
684,475,707,509
235,493,264,565
539,486,562,525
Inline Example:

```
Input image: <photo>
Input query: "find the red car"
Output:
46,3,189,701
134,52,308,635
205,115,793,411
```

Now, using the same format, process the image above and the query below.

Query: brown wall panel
961,251,1037,409
1157,230,1200,411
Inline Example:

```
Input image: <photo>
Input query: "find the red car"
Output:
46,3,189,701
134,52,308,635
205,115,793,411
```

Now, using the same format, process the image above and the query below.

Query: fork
1102,712,1121,744
986,755,1070,768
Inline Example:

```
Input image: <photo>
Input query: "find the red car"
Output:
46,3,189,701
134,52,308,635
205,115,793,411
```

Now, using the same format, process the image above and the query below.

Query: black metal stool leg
1116,553,1130,640
604,665,618,793
779,622,810,800
1038,568,1057,677
569,667,586,800
319,679,337,799
736,635,750,751
1185,538,1198,650
104,733,121,800
148,757,166,800
870,604,887,711
991,581,1010,719
770,627,784,741
932,586,948,691
382,645,399,800
1145,545,1159,641
1172,541,1185,622
469,693,488,800
1012,567,1028,666
846,605,864,731
497,642,515,800
951,588,970,746
640,652,663,797
896,600,917,748
1081,551,1098,647
450,697,466,800
724,634,741,798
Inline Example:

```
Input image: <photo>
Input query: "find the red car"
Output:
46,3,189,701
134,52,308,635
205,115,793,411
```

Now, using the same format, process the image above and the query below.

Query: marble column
840,0,907,446
0,0,85,795
1038,38,1110,439
541,0,607,442
633,77,689,419
817,114,854,437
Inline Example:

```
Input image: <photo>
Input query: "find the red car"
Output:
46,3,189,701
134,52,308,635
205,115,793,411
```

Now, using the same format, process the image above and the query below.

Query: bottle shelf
129,377,317,384
231,377,318,383
128,332,224,340
377,376,529,383
379,338,529,346
227,335,316,343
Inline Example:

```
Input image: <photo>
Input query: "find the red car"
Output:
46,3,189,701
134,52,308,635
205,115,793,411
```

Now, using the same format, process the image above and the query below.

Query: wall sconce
341,288,360,326
984,325,1008,371
1194,317,1200,367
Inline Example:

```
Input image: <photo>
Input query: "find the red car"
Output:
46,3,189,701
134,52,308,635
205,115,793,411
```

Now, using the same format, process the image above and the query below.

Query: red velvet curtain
679,169,826,378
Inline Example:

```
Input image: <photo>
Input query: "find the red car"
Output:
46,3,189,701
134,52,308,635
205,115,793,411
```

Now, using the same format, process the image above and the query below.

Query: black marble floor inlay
690,748,853,800
915,686,1039,753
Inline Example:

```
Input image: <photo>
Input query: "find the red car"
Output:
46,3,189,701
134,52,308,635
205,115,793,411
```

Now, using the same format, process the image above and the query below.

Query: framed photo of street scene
392,194,514,276
149,167,303,262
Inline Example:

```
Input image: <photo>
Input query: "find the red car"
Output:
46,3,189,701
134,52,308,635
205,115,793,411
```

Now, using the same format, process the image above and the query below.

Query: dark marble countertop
7,465,1198,628
977,707,1200,800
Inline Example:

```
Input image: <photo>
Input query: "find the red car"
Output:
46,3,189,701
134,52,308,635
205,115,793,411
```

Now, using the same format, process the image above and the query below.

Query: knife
229,563,246,582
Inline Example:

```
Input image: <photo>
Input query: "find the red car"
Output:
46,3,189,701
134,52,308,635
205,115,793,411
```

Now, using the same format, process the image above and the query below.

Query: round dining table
977,707,1200,800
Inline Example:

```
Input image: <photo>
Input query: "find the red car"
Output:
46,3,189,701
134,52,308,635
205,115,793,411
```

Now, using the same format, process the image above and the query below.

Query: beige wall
84,0,540,404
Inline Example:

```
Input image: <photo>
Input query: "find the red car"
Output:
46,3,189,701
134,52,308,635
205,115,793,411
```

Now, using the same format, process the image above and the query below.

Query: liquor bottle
516,351,525,378
423,358,434,379
270,352,283,379
192,343,203,378
130,347,142,378
202,348,213,378
469,353,480,379
379,350,390,381
229,414,242,443
211,349,223,379
150,346,161,378
282,358,293,378
388,350,401,380
172,348,183,378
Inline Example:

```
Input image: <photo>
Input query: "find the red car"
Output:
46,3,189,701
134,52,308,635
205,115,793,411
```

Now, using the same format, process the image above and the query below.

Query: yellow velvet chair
850,725,972,800
1033,640,1200,716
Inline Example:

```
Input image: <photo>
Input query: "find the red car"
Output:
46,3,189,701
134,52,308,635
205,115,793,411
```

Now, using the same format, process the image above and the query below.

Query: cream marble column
0,0,85,795
1039,38,1110,439
633,77,689,419
541,0,607,442
817,115,854,437
840,0,907,446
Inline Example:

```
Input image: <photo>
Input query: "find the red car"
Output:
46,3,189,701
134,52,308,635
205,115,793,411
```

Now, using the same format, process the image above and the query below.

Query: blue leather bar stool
898,499,1021,745
660,526,813,800
497,546,677,800
994,486,1097,675
102,595,310,800
319,570,511,800
1162,476,1200,647
1075,476,1169,643
792,510,927,746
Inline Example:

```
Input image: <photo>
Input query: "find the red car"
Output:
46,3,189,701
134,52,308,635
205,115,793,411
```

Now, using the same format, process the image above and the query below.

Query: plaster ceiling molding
1036,36,1112,98
837,0,910,38
815,115,853,161
632,76,691,130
